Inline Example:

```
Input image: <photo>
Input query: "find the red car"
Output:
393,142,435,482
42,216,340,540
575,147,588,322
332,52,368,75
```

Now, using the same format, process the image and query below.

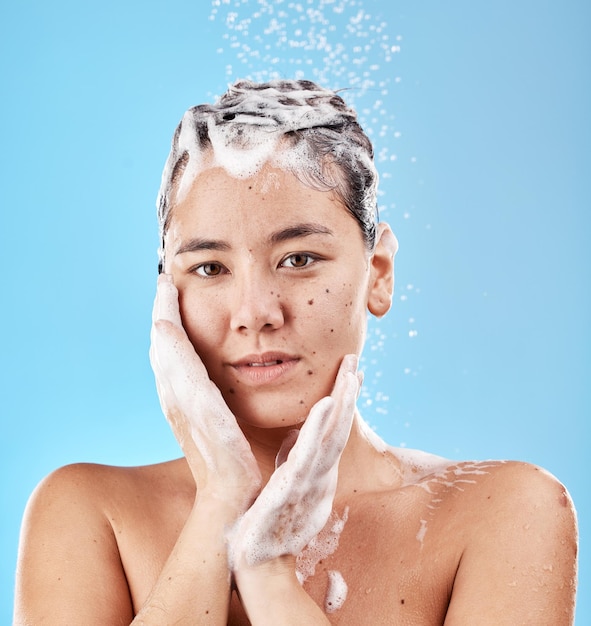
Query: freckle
330,329,334,333
299,400,304,404
325,288,330,293
312,351,316,355
270,291,274,295
400,599,405,605
277,293,281,298
229,388,235,394
307,370,313,375
308,299,314,305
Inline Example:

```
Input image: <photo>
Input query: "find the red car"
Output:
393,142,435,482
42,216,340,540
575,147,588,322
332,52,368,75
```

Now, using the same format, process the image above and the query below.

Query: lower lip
232,359,299,385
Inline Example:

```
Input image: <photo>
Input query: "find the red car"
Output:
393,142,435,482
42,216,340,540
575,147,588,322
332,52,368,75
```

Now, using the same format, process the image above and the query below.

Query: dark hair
157,79,379,271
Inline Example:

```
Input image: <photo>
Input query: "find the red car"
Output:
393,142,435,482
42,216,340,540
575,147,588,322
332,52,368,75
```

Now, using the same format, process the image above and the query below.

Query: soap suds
416,519,428,545
325,570,348,613
160,80,368,207
296,507,349,583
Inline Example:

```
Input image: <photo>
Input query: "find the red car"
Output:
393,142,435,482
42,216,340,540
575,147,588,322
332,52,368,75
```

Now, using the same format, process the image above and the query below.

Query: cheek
301,279,368,348
177,289,223,356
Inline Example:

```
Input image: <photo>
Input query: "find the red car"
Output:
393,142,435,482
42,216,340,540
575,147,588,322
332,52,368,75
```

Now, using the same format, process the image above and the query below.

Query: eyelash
191,253,319,278
192,262,227,278
279,252,318,269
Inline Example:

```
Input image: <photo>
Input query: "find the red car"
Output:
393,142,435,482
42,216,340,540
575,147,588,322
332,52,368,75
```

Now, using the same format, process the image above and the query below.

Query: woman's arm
443,461,578,625
132,497,239,625
14,464,135,625
14,464,243,625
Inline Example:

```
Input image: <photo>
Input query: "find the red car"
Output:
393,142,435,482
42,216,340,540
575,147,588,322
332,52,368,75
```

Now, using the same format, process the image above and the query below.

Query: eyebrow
175,238,231,255
175,222,334,256
268,222,334,244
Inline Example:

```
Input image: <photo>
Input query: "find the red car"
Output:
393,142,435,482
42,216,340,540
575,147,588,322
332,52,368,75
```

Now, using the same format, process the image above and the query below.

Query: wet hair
156,79,379,272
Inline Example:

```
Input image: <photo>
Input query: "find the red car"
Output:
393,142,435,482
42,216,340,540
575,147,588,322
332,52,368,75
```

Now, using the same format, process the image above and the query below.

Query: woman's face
164,164,393,429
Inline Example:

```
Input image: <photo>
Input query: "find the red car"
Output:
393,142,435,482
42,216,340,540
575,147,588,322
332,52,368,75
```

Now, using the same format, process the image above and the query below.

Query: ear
367,223,398,318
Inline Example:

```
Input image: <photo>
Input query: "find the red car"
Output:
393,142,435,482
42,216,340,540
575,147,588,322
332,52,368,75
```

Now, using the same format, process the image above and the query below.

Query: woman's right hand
149,273,262,512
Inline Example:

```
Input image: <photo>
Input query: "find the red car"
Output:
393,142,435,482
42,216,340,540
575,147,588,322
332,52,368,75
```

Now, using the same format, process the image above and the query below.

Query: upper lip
230,352,300,367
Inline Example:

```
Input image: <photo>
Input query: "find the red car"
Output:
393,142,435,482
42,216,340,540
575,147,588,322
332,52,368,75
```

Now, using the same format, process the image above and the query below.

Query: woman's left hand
229,354,360,571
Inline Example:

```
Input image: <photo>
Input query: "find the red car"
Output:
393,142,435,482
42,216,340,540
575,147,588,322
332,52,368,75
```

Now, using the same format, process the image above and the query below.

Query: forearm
235,556,330,625
133,498,236,625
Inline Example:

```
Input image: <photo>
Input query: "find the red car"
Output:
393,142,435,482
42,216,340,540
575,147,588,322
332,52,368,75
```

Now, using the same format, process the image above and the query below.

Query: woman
14,79,577,624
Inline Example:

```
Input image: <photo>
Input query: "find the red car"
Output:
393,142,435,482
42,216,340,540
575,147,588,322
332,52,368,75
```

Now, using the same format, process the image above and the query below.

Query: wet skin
13,165,577,624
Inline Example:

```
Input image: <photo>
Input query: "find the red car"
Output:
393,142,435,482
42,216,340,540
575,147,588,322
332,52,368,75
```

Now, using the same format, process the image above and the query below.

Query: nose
229,270,285,333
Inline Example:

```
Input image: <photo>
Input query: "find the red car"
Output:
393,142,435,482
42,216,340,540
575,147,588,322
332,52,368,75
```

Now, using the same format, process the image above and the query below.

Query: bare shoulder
395,447,576,523
20,458,193,529
405,456,578,625
14,458,192,625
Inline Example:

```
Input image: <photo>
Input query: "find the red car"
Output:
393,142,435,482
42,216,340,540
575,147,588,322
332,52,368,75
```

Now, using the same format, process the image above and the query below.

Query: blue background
1,0,589,622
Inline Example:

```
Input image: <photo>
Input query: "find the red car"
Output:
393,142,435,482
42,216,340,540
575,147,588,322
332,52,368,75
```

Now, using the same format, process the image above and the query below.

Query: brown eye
195,263,224,277
281,253,315,269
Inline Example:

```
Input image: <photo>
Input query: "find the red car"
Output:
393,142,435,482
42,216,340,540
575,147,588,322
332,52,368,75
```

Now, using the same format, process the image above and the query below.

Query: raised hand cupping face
228,354,360,570
149,274,262,509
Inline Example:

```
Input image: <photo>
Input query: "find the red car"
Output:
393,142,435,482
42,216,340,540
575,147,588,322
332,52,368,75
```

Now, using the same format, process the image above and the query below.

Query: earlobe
368,223,397,318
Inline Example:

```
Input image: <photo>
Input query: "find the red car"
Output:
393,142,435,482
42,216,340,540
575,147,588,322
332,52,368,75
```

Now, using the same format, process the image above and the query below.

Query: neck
239,412,403,497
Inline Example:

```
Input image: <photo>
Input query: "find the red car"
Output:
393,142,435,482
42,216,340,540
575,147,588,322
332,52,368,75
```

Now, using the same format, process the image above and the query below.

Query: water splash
208,0,403,187
209,0,421,431
210,0,399,102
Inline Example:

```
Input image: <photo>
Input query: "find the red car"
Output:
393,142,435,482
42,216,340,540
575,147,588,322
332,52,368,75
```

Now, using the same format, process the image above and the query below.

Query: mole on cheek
307,370,313,375
229,388,235,394
308,299,314,305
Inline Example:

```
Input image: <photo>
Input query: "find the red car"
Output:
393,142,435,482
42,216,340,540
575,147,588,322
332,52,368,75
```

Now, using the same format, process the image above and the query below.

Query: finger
152,273,183,327
293,355,359,468
151,318,210,388
275,429,300,469
151,320,253,450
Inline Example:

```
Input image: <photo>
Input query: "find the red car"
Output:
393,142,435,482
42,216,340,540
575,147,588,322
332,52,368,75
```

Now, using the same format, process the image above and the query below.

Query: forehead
167,164,360,243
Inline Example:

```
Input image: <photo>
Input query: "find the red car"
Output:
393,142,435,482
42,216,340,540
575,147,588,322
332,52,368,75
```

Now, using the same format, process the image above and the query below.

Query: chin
223,389,318,432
